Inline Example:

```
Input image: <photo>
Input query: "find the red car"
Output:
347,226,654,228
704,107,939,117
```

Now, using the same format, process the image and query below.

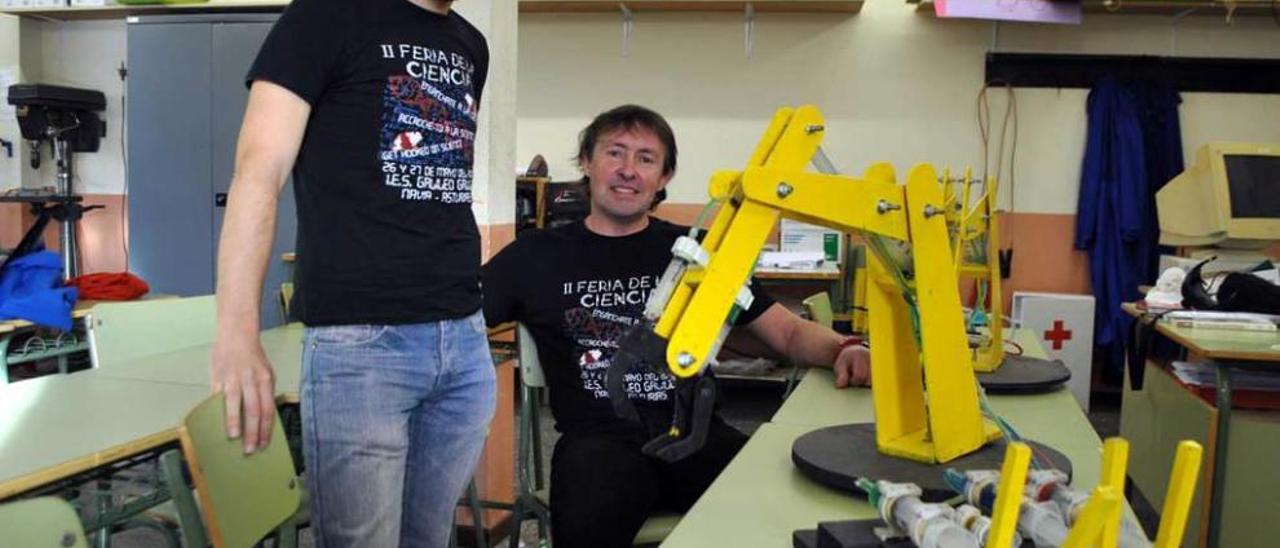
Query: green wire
863,219,1043,470
855,477,881,508
864,234,923,346
689,199,721,237
967,281,988,332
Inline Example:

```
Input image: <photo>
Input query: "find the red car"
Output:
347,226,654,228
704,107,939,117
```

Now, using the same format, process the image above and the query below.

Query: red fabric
68,272,150,301
839,336,866,349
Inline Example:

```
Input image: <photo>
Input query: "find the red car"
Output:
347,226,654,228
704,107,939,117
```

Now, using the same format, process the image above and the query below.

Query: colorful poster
936,0,1082,25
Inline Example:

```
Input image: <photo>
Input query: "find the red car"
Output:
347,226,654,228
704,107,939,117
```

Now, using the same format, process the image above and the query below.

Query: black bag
1181,258,1280,314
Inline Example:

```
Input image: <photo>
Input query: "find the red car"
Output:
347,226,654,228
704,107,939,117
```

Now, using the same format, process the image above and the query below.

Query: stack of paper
758,251,825,270
1171,361,1280,392
1163,311,1280,332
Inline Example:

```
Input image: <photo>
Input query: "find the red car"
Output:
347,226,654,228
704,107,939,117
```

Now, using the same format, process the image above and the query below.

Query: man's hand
210,333,276,454
208,81,308,455
833,344,870,388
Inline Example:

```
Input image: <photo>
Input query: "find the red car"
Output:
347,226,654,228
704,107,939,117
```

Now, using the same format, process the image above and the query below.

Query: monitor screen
1225,154,1280,219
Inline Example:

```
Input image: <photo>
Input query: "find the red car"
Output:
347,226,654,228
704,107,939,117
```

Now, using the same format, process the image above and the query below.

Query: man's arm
741,303,870,388
210,81,311,454
481,239,525,328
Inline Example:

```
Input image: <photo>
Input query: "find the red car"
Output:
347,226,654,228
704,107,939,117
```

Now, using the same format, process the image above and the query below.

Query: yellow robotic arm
608,105,1000,464
944,168,1007,373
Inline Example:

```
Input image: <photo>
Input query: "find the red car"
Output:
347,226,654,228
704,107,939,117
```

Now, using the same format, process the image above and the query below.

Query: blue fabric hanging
1136,84,1184,279
0,250,78,331
1075,78,1182,371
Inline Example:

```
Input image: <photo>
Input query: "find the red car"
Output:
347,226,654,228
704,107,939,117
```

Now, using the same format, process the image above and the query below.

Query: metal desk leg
1207,362,1233,548
96,480,113,548
159,450,208,548
0,334,11,384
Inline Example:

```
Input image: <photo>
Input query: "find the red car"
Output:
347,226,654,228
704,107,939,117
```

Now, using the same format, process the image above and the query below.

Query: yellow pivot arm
987,442,1031,548
1154,441,1204,548
652,105,998,463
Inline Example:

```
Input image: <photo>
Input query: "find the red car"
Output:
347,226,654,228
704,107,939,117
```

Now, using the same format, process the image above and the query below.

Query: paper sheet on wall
935,0,1082,24
0,67,17,121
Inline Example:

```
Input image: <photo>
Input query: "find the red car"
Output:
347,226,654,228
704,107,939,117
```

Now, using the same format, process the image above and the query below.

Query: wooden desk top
755,263,841,281
95,322,516,404
94,323,305,403
664,329,1119,547
1123,303,1280,362
0,297,177,332
666,372,1112,547
0,304,92,331
3,321,512,500
662,421,877,547
0,372,211,500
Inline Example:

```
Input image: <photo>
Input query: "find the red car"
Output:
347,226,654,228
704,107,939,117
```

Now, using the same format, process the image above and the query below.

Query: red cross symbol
1044,320,1073,351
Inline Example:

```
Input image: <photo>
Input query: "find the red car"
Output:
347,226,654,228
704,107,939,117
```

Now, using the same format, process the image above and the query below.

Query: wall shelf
1,0,861,20
1,1,287,21
908,0,1279,17
520,0,862,13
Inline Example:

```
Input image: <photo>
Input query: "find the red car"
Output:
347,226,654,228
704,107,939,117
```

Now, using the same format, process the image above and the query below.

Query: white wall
12,4,518,229
0,14,20,191
516,3,1280,218
17,18,126,195
8,2,1279,219
457,0,519,228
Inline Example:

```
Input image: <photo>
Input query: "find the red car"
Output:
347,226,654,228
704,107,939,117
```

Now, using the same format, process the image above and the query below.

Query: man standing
210,0,494,545
483,105,869,548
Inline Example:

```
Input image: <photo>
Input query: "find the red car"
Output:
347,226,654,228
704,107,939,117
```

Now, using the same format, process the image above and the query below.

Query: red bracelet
839,336,867,350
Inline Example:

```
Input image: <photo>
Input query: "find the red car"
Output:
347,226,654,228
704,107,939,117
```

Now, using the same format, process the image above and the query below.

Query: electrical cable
690,198,720,236
977,82,1018,278
1003,339,1025,356
119,91,129,271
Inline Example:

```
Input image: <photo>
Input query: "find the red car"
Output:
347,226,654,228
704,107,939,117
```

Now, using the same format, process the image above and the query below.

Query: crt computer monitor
1157,142,1280,249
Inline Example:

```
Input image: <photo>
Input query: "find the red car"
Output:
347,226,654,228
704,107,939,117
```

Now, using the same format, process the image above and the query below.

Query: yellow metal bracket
1154,441,1204,548
1062,486,1122,548
945,172,1005,373
656,105,999,463
987,442,1031,548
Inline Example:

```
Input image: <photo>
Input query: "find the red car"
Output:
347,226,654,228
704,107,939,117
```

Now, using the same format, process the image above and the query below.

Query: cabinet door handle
215,193,228,207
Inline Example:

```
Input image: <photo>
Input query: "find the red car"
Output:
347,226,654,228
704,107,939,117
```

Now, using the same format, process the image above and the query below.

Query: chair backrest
512,325,684,546
0,497,88,548
517,323,546,389
802,292,834,329
89,295,217,368
179,393,301,548
277,282,294,324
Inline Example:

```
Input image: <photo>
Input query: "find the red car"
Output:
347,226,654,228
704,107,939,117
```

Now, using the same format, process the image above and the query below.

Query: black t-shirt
248,0,489,326
483,218,775,436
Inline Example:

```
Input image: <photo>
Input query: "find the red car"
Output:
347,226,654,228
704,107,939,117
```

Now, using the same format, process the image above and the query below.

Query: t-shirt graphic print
560,274,676,405
379,43,479,206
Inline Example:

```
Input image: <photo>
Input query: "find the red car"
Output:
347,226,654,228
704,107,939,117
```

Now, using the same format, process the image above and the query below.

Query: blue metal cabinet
127,14,295,328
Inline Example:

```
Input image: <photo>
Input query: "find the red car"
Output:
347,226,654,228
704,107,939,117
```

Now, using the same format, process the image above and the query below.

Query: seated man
483,105,869,548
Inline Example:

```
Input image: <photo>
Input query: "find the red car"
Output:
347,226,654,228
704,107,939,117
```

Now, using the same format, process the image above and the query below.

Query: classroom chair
175,389,486,548
785,291,836,398
801,291,834,329
178,392,306,548
87,295,216,368
0,496,88,548
508,324,681,548
278,282,294,324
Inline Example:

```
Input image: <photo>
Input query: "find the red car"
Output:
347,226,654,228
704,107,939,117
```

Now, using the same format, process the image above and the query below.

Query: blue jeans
301,310,496,548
